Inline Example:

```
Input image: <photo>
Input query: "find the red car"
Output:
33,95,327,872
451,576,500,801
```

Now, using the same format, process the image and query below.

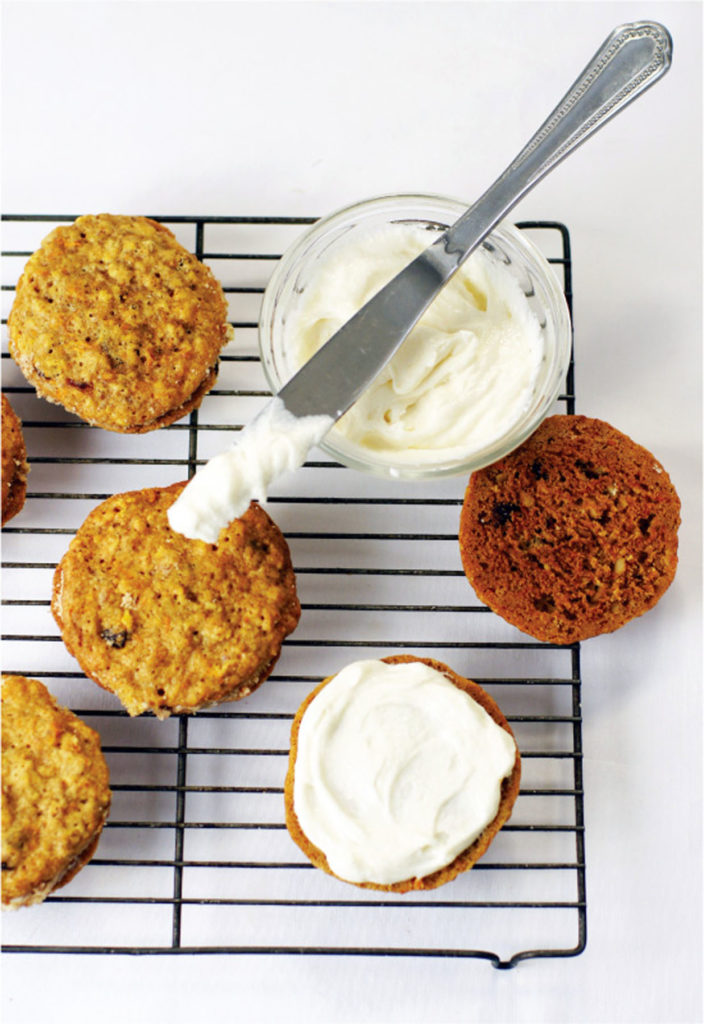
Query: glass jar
259,193,572,480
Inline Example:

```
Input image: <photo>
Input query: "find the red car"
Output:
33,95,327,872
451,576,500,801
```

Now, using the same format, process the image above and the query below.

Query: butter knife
277,20,672,421
168,20,672,542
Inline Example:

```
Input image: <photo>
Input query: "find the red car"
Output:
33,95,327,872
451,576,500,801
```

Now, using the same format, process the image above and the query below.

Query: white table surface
1,2,701,1022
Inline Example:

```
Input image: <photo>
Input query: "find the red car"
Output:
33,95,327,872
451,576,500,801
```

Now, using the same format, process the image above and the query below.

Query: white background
1,2,702,1022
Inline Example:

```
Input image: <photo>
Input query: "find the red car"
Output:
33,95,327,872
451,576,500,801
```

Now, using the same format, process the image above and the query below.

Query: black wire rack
1,213,585,968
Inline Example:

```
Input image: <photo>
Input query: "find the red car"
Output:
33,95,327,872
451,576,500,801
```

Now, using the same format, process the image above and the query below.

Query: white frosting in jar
292,658,517,885
288,223,544,466
167,398,332,543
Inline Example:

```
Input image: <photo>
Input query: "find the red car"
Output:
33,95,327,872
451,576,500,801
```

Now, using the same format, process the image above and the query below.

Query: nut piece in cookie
2,675,111,909
1,394,29,525
459,414,681,644
7,214,230,433
284,655,520,892
52,484,301,718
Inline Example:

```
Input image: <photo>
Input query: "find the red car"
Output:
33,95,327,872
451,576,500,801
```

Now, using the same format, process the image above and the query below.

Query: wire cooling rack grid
1,214,584,968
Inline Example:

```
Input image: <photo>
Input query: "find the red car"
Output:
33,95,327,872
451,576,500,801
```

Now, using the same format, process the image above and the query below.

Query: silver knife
169,21,671,542
277,20,671,421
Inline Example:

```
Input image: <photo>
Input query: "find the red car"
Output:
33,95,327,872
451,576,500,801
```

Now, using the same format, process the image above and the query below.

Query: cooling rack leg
171,716,189,949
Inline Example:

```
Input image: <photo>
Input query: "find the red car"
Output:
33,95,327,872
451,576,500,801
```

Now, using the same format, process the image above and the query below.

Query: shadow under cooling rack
1,214,585,969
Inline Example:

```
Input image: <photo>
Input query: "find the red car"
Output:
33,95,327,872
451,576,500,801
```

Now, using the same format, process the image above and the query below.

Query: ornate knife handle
444,22,673,259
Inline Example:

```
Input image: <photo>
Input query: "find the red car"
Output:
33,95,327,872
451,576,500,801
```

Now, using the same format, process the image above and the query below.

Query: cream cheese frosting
292,658,517,885
167,398,332,543
288,223,544,467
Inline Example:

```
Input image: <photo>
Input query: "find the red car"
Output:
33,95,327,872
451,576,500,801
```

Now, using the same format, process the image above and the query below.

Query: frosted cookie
284,655,520,892
459,414,681,644
8,214,229,432
52,484,301,718
2,675,111,909
1,394,28,525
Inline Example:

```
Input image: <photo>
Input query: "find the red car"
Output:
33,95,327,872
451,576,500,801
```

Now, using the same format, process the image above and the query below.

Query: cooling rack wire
1,214,585,968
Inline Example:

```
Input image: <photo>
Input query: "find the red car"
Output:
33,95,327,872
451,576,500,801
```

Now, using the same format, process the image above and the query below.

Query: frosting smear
168,398,332,543
292,658,517,885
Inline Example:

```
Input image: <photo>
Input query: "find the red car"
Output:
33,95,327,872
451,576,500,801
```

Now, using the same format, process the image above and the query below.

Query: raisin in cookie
459,415,680,644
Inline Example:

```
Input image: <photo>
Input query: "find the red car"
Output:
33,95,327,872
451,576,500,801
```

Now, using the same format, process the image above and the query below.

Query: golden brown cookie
7,214,229,432
2,675,111,909
1,394,28,525
52,484,301,718
459,414,681,644
284,655,521,892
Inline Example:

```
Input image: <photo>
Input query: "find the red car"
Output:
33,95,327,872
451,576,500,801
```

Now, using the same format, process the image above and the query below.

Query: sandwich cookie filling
292,658,517,885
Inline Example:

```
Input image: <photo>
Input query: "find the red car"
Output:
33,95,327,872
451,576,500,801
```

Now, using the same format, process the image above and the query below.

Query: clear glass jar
259,193,572,480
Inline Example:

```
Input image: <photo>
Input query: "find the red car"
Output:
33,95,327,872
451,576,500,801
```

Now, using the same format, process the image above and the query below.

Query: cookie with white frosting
284,655,521,892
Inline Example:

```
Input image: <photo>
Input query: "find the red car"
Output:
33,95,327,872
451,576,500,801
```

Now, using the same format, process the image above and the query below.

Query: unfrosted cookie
1,394,28,525
52,484,301,718
2,675,111,909
459,415,681,644
8,214,229,432
284,655,521,892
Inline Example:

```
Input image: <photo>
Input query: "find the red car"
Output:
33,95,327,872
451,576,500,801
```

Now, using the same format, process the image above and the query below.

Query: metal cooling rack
1,214,584,968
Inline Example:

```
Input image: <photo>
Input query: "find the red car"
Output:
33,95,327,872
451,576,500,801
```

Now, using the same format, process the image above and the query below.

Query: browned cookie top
52,484,301,717
8,214,229,432
1,394,28,525
2,675,111,909
459,415,680,644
